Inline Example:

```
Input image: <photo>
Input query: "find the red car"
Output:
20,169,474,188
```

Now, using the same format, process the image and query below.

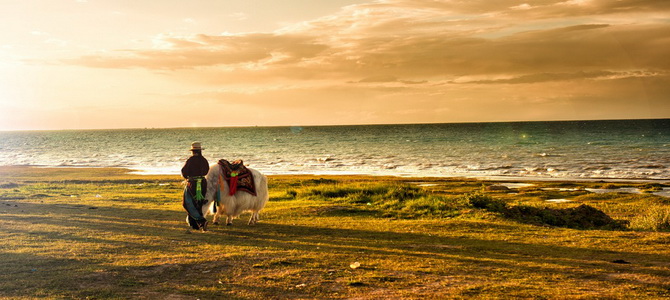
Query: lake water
1,119,668,180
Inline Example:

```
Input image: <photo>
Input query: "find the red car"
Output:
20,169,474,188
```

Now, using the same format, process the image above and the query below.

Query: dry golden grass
0,167,669,299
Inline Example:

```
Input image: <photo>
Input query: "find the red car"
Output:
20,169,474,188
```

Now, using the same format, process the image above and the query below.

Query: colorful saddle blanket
218,159,257,196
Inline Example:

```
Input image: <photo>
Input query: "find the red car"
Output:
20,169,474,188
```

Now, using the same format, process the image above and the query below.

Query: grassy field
1,166,669,299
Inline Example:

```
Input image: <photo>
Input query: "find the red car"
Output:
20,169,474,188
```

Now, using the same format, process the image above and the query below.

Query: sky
0,0,669,130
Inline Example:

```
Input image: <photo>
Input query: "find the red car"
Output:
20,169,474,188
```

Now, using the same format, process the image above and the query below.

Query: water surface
1,119,668,180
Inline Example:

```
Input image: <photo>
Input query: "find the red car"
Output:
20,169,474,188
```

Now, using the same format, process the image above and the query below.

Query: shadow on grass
1,200,669,299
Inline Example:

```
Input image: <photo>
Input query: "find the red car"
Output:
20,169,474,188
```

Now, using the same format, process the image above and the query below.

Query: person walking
181,142,209,231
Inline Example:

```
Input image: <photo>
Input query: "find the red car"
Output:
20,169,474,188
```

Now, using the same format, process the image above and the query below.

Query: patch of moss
464,193,624,229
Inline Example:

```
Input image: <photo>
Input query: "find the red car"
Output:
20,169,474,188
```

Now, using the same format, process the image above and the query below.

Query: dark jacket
181,155,209,179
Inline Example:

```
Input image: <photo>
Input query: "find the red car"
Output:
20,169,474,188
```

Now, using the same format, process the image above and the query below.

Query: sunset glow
1,0,668,130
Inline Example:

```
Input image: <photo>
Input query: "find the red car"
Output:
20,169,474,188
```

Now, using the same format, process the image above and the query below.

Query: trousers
182,178,208,229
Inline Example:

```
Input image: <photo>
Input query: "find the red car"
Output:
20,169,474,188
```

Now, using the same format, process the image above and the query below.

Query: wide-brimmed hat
190,142,204,151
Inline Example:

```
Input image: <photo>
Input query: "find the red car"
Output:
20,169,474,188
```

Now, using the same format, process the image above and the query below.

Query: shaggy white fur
202,163,269,225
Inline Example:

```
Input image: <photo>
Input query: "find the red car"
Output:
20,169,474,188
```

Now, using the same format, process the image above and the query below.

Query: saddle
218,159,257,196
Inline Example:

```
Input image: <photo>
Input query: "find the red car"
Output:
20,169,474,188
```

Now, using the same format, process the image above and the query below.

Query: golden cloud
61,0,669,122
64,1,670,80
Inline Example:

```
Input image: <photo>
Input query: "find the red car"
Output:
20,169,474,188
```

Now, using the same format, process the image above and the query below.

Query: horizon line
1,117,669,133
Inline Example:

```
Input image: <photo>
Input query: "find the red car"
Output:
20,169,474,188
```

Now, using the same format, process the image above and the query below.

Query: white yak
203,163,269,225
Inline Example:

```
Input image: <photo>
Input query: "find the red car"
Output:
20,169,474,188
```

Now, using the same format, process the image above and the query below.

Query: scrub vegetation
1,167,669,299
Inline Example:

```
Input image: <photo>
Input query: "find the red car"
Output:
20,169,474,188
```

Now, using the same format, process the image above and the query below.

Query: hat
190,142,204,151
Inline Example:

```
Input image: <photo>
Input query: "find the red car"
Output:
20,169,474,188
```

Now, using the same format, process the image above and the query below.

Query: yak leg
212,208,222,225
248,211,260,225
226,215,234,226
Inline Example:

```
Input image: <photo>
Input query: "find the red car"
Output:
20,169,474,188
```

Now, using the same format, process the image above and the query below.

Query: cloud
461,70,664,84
61,0,670,120
357,75,398,83
44,38,69,47
229,12,249,21
386,0,670,18
65,33,328,70
510,3,533,10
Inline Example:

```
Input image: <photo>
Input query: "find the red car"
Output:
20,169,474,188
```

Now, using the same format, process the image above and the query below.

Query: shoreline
5,165,668,184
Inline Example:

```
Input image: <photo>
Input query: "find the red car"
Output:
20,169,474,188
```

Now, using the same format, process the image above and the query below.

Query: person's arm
181,157,193,179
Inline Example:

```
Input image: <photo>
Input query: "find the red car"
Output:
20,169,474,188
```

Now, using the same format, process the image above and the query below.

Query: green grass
0,167,669,299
